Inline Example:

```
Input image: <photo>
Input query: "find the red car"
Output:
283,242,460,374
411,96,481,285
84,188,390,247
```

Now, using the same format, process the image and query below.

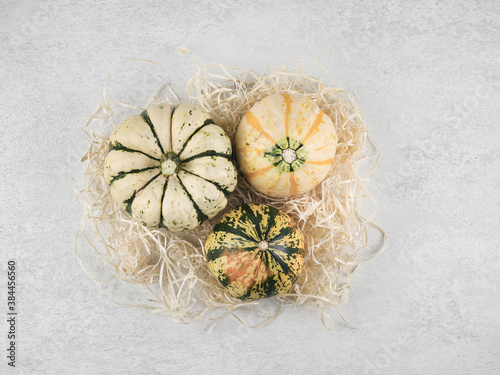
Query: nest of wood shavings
77,54,386,329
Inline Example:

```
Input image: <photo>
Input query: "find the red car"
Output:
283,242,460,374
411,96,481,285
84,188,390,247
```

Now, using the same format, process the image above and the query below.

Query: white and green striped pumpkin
103,103,237,231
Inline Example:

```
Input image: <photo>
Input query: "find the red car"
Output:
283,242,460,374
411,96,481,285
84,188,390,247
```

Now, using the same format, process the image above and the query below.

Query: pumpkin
103,103,237,231
205,203,304,301
235,93,338,197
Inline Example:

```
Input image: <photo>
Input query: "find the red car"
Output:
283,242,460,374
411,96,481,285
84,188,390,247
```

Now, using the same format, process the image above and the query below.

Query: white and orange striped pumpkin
235,93,338,197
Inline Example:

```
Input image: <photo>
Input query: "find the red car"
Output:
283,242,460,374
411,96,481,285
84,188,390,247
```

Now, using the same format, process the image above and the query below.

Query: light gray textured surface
1,1,499,374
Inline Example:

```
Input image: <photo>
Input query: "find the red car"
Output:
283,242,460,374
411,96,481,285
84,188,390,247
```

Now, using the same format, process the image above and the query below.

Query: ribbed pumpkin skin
205,203,304,301
103,103,237,231
235,93,337,197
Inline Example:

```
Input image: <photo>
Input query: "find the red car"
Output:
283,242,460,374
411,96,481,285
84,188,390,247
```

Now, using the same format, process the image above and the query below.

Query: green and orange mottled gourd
205,203,305,301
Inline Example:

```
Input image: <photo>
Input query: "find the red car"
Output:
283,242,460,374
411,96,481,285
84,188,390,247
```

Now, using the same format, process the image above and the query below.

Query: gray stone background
1,0,499,374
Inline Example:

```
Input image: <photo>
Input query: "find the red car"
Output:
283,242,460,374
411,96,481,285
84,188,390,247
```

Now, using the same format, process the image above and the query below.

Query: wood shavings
76,53,386,328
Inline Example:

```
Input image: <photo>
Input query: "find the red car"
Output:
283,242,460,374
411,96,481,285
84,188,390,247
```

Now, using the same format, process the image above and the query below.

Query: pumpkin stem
258,241,269,251
282,148,297,164
160,152,180,176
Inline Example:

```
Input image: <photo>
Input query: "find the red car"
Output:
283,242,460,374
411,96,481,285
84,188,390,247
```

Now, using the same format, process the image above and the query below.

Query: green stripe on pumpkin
122,172,162,215
180,168,232,196
263,206,277,241
110,166,160,185
109,141,160,161
267,243,301,255
158,175,170,227
239,203,264,239
268,225,296,243
180,150,231,164
209,224,259,245
175,175,208,224
141,110,165,154
265,249,291,274
206,244,260,262
177,118,215,157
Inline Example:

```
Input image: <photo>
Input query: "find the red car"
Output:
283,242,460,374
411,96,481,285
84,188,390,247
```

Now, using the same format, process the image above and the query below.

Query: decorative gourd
205,203,304,301
235,93,338,197
103,103,237,231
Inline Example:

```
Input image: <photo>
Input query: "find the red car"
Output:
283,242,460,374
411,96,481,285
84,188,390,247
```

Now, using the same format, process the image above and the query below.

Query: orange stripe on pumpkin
235,147,264,156
306,158,334,165
245,111,275,144
245,164,274,178
267,174,282,194
289,172,298,195
282,93,293,138
314,144,330,151
302,111,324,144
